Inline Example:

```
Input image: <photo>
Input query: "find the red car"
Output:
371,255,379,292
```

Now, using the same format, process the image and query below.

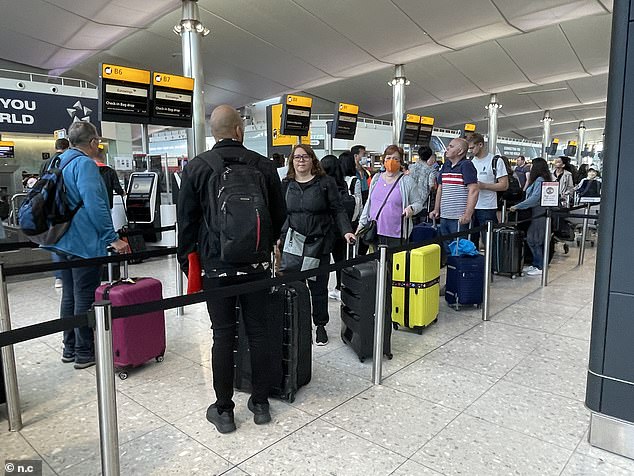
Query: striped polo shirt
437,158,478,219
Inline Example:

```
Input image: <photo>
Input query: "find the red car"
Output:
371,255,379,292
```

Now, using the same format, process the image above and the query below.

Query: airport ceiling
0,0,613,144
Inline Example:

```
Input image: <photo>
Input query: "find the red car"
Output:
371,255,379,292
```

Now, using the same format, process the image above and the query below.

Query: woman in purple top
358,145,424,248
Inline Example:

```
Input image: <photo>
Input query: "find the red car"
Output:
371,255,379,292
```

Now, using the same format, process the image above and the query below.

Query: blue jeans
439,218,470,257
471,209,498,248
59,254,102,362
527,216,546,269
52,252,63,280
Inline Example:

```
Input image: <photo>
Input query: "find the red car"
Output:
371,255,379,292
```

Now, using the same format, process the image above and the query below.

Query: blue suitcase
410,222,437,244
445,254,485,310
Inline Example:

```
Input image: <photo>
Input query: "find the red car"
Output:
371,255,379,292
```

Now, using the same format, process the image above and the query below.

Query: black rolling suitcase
234,281,311,403
492,227,524,278
340,245,392,362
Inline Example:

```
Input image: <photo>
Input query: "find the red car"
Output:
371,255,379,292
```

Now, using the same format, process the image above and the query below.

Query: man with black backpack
177,105,286,434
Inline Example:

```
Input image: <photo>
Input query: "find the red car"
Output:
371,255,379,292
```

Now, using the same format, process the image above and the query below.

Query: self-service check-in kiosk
125,172,160,241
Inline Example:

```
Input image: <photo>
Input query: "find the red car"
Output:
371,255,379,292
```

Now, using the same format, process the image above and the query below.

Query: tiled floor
1,244,633,475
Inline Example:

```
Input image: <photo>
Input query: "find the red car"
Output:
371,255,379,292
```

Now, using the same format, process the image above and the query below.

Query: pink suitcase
95,277,166,380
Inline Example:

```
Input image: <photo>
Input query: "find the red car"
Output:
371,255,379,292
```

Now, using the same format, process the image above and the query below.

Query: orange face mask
385,159,401,173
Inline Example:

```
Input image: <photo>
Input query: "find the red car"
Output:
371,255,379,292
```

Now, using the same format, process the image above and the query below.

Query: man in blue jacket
48,121,129,369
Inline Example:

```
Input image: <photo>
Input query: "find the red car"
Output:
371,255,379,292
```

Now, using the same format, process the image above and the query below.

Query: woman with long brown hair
279,144,355,345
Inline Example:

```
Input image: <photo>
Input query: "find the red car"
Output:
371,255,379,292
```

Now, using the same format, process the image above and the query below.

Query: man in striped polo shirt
429,138,479,256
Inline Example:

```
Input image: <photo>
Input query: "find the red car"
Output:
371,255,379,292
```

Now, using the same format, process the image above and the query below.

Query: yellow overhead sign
286,94,312,108
338,102,359,115
552,138,560,144
153,72,194,91
420,116,434,126
0,141,15,147
568,140,577,146
271,104,310,147
405,114,420,123
102,63,151,84
464,123,476,132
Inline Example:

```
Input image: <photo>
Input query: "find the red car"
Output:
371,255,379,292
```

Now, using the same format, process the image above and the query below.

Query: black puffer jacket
177,139,286,275
281,175,352,255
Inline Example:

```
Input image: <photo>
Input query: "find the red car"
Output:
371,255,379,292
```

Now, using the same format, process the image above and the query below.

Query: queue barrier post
93,302,120,476
175,223,184,317
541,209,552,287
0,263,23,431
578,203,591,266
372,245,388,385
482,221,493,321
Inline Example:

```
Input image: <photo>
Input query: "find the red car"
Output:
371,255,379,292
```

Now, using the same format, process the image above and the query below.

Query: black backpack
203,152,273,265
502,173,524,203
18,153,82,245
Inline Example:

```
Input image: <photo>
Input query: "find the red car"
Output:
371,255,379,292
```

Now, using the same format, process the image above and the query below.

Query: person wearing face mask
358,144,424,249
351,145,371,204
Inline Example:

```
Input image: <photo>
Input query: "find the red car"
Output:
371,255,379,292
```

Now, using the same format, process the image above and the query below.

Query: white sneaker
328,289,341,301
522,265,535,273
527,268,543,276
54,278,63,289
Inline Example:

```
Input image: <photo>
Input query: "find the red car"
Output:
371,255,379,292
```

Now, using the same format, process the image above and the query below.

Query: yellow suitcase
392,244,440,334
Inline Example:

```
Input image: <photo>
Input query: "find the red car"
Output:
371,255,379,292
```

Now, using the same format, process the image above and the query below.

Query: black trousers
307,254,330,327
331,238,345,290
204,273,271,410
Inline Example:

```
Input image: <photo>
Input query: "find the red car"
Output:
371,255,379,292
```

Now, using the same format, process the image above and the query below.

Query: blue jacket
45,148,118,259
514,177,544,210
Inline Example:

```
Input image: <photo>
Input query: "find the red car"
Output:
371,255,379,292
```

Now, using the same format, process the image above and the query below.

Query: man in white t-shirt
466,133,508,247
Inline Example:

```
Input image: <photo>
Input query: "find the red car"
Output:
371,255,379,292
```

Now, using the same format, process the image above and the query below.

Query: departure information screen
99,64,151,124
0,142,14,158
151,73,194,127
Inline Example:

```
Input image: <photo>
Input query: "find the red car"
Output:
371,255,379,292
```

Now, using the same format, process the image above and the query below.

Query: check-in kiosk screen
130,175,154,195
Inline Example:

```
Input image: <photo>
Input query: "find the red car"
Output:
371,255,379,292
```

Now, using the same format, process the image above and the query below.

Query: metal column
0,263,22,431
372,245,388,385
175,0,209,158
541,110,553,157
390,65,407,146
482,221,493,321
578,203,592,266
486,94,501,156
93,302,120,476
577,121,587,165
541,209,552,287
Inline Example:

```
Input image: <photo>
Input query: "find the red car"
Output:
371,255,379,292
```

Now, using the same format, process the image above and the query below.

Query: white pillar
577,121,586,165
541,110,553,157
486,94,501,156
175,0,209,158
390,65,408,146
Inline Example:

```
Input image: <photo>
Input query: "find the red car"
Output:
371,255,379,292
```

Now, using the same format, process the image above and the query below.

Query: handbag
279,227,324,274
360,174,403,245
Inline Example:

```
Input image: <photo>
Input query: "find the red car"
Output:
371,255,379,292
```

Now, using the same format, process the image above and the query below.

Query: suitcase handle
346,240,358,260
107,247,129,281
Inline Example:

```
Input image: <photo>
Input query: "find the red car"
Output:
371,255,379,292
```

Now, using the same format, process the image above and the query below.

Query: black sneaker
73,359,95,369
247,396,271,425
61,354,75,364
206,404,236,434
316,325,328,346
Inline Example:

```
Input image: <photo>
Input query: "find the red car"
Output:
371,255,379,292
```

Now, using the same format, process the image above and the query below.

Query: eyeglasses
293,154,311,161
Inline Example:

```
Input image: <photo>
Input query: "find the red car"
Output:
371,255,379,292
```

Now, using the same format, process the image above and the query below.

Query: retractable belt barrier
0,207,587,350
0,225,177,253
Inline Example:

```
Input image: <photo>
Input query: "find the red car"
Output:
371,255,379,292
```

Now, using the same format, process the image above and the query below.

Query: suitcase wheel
359,357,365,363
392,322,399,331
432,317,438,325
511,274,517,280
118,371,129,381
156,355,164,363
385,353,393,360
415,326,423,335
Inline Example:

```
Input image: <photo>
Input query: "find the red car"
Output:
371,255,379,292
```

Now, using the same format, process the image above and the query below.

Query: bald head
446,137,468,162
210,105,244,141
